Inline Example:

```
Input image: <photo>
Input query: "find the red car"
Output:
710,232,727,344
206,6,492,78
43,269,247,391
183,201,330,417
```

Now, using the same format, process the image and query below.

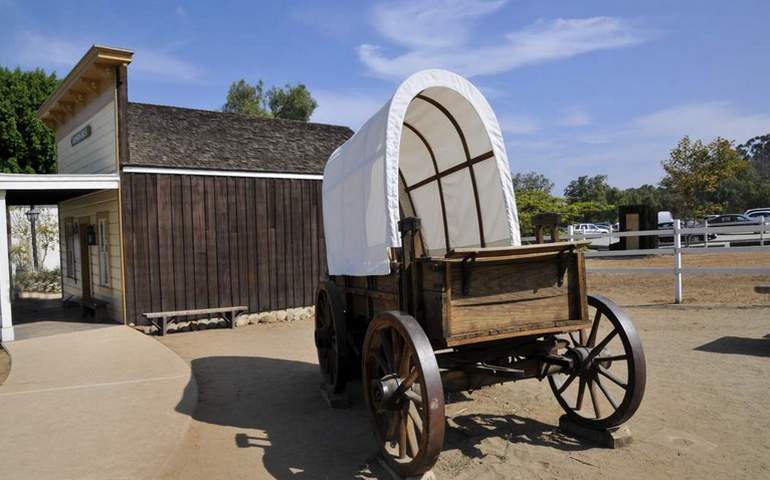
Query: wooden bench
143,306,248,336
81,297,109,323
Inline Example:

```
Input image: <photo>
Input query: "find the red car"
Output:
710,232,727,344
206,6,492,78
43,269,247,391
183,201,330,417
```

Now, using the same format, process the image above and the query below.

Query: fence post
568,225,574,242
704,219,709,249
673,219,683,304
761,221,766,247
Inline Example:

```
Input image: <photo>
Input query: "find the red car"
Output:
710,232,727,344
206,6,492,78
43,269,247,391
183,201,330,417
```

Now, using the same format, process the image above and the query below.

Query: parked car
705,214,762,234
572,223,610,235
745,208,770,216
745,210,770,223
658,220,716,245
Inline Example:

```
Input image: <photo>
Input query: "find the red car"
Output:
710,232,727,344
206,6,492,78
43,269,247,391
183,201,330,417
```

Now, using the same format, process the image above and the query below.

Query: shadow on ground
695,336,770,358
175,355,596,479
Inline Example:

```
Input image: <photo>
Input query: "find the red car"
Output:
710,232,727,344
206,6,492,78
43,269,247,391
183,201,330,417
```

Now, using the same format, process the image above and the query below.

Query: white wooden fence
524,221,770,303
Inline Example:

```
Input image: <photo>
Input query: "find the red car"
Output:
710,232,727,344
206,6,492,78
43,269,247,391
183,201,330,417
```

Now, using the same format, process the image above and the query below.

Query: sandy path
158,299,770,480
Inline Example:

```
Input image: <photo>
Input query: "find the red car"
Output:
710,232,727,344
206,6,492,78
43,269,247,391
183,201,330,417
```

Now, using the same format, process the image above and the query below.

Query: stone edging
132,306,315,335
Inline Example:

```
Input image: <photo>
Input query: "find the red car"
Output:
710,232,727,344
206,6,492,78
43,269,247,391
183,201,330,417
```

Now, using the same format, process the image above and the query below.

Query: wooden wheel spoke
407,400,423,433
405,402,419,458
587,308,602,347
372,349,390,374
568,331,580,346
598,365,628,389
381,331,395,372
575,376,587,410
404,388,423,405
595,376,620,410
597,353,627,362
589,380,602,419
386,411,400,446
391,329,402,371
401,367,420,389
398,410,407,458
587,330,618,363
557,373,577,394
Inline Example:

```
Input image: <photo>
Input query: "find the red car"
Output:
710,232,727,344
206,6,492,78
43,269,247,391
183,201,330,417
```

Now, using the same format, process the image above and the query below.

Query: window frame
96,212,110,287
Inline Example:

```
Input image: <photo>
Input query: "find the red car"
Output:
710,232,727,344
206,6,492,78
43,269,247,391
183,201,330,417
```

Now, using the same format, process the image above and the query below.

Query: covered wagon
316,70,646,476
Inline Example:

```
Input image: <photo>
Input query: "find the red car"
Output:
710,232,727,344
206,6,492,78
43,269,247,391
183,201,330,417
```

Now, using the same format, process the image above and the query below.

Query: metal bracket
461,253,476,295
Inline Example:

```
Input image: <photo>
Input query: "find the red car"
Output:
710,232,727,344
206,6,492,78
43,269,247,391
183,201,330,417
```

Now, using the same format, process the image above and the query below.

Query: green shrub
15,267,61,293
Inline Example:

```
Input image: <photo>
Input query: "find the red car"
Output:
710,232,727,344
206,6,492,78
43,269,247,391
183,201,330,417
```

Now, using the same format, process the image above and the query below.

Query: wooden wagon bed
332,240,592,349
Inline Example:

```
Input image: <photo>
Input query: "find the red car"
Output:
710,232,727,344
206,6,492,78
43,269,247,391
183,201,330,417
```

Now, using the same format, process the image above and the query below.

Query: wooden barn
0,45,352,341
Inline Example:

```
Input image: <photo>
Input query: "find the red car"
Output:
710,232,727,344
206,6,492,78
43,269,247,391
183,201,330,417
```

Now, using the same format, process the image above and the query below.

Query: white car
573,223,610,234
745,210,770,223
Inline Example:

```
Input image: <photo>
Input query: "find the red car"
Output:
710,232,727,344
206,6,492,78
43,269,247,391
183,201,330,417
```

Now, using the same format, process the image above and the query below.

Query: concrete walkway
0,325,197,480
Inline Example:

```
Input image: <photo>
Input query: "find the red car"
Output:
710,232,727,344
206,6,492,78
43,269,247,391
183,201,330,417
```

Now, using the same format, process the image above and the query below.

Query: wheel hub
371,374,401,411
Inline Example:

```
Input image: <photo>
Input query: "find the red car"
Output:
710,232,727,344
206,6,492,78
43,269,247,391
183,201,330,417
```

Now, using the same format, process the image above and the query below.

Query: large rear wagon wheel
314,281,348,393
548,294,646,430
362,311,445,477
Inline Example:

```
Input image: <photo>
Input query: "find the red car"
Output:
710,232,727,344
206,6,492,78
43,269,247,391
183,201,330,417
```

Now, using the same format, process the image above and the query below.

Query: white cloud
311,89,386,130
505,101,770,191
10,31,203,84
359,3,645,78
558,107,591,127
371,0,506,50
499,114,538,135
632,101,770,143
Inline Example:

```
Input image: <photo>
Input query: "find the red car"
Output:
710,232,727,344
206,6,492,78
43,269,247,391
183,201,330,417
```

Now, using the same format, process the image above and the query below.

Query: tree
563,174,618,204
0,67,58,173
9,207,59,269
738,134,770,179
222,79,269,117
223,79,318,121
512,171,554,194
661,136,748,218
267,84,317,121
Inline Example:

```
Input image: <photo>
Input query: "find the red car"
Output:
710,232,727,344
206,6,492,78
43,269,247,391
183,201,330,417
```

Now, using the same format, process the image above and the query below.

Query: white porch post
0,190,13,342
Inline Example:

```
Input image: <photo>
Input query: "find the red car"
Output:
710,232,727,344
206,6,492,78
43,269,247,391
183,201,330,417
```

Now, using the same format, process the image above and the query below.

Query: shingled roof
125,103,353,174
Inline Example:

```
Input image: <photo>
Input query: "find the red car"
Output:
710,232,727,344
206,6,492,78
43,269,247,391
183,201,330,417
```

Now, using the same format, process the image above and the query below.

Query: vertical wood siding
121,173,326,325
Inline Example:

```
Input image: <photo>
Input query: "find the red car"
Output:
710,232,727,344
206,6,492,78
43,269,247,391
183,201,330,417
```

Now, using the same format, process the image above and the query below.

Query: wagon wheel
314,281,348,393
362,311,445,477
548,294,646,430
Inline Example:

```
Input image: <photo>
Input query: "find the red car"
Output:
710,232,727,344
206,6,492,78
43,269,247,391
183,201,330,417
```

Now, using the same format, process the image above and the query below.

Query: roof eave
37,45,133,127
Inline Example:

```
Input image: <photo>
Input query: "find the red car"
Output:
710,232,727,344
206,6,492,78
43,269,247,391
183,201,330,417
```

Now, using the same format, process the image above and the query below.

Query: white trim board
121,166,323,180
0,173,120,191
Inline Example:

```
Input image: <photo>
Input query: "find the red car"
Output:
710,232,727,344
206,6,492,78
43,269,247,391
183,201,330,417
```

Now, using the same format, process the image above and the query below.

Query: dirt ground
0,347,10,386
158,266,770,480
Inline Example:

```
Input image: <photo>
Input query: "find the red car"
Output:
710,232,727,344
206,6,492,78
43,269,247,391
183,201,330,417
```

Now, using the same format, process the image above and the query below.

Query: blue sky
2,0,770,193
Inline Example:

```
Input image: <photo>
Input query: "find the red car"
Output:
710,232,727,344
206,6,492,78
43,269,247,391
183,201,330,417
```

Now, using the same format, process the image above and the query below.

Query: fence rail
522,220,770,303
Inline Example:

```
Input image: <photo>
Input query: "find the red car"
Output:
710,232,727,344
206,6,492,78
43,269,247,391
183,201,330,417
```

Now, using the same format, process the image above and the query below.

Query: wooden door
79,221,92,300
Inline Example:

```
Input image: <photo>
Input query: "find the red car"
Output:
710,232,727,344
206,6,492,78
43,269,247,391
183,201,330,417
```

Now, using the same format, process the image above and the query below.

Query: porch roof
0,173,120,205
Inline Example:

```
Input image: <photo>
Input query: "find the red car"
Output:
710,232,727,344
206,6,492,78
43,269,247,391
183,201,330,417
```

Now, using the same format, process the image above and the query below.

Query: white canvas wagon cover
323,69,520,276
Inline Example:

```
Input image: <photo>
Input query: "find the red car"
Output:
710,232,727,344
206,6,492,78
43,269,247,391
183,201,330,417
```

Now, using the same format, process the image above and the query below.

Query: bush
15,267,61,293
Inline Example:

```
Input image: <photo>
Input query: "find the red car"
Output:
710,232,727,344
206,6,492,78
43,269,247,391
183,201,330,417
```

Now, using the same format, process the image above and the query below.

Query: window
64,218,76,280
97,213,110,287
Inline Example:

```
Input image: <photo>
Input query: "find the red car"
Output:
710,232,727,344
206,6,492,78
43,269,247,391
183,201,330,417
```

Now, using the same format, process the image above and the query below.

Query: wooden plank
445,321,591,347
144,305,248,318
309,180,319,299
274,180,287,309
245,178,258,312
131,175,151,323
284,180,295,307
215,176,232,308
120,174,137,324
170,175,186,310
445,241,590,259
190,176,208,309
302,181,312,305
204,176,219,309
255,179,270,311
446,254,573,338
317,181,327,275
145,175,161,313
156,175,174,311
181,175,195,311
237,178,250,310
291,180,303,306
267,180,278,310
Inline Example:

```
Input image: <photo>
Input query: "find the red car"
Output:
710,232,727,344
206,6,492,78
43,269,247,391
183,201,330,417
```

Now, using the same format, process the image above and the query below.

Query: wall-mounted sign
70,124,92,147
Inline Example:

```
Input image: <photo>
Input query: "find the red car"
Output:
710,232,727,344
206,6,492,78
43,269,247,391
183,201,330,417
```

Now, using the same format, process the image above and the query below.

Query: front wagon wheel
548,294,646,430
314,281,348,393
